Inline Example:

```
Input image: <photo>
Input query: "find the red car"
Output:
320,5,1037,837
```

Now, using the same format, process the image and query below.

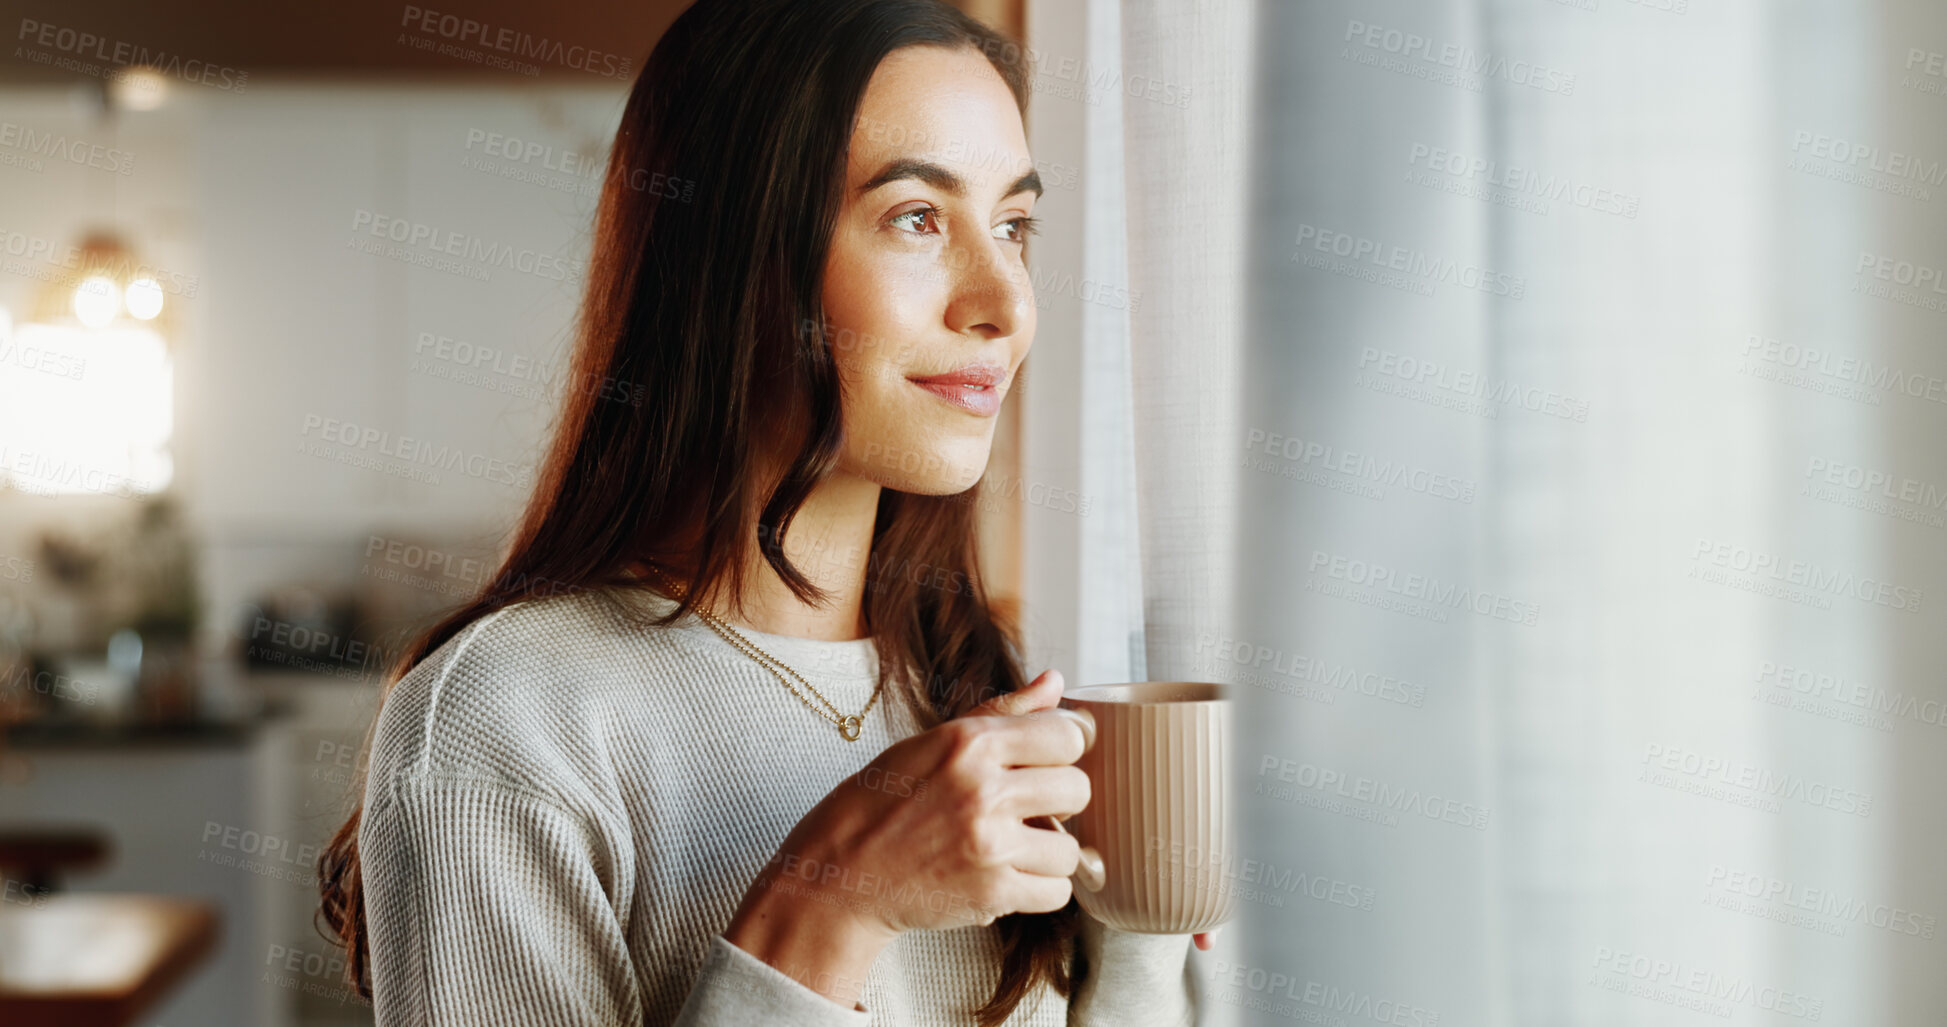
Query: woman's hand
722,669,1091,1005
769,668,1092,933
968,673,1223,954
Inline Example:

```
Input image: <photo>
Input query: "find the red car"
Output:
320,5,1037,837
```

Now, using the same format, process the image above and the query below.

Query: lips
907,362,1007,417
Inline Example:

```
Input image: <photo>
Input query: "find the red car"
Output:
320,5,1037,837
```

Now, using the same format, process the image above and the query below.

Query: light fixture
109,67,169,112
73,275,120,328
30,231,172,336
125,278,164,321
4,231,176,496
0,73,178,498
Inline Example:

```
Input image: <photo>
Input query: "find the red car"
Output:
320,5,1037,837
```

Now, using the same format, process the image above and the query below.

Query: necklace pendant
645,563,882,744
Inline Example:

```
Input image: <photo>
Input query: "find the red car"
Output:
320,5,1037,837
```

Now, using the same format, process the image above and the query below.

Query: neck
709,469,882,642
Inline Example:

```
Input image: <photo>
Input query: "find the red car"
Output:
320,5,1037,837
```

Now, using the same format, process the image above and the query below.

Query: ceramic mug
1044,681,1235,934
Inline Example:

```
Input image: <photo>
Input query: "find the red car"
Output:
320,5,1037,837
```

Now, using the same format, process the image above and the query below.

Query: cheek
819,226,995,491
823,227,946,356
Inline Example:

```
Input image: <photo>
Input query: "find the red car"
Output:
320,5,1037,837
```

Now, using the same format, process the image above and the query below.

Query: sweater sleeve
1067,917,1200,1027
361,773,878,1027
360,775,644,1026
670,935,875,1026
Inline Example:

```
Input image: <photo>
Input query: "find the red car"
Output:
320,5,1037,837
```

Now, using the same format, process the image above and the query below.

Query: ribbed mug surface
1062,682,1234,934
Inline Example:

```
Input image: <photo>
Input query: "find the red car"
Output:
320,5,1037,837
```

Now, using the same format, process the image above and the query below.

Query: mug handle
1040,707,1106,893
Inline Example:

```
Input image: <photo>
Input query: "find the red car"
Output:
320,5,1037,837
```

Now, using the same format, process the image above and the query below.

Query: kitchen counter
3,654,303,750
3,703,287,750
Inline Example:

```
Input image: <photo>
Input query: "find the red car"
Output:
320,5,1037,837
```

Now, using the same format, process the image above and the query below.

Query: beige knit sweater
358,586,1201,1025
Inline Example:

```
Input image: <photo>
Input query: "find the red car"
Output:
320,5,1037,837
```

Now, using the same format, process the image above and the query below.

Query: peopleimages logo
13,18,249,91
348,209,584,284
1738,333,1947,407
1205,959,1440,1027
1704,864,1938,940
1307,549,1541,626
1145,838,1379,913
1192,631,1427,708
0,122,135,175
1908,47,1947,95
1356,347,1587,421
0,228,200,298
1856,250,1947,292
1406,142,1640,218
1342,19,1576,94
1244,427,1476,503
1640,742,1873,816
1802,456,1947,529
1293,223,1526,298
397,6,633,79
1588,946,1823,1021
1755,660,1947,730
1790,130,1947,187
1855,249,1947,313
1688,537,1924,613
1257,754,1492,830
298,414,535,488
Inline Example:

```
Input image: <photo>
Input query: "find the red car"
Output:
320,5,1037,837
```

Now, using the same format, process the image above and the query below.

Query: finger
1003,816,1084,878
1005,865,1080,915
979,709,1089,767
999,765,1090,821
966,668,1063,718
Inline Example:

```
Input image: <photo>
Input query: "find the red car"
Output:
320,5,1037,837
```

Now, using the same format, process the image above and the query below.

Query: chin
851,433,993,495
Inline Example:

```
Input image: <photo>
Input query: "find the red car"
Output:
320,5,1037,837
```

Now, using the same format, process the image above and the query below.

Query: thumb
966,668,1064,718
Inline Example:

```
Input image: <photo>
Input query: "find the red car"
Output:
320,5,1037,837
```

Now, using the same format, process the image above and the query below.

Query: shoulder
363,588,649,810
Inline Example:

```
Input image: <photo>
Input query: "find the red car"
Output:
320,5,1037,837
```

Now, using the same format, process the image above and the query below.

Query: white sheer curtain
1020,0,1252,692
1020,0,1251,1022
1028,0,1945,1023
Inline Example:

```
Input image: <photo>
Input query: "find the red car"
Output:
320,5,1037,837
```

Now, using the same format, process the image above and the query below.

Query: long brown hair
316,0,1078,1022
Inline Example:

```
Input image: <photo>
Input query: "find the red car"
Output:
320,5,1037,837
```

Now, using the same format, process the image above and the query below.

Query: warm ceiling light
73,275,120,328
29,231,174,337
125,277,164,320
110,67,169,112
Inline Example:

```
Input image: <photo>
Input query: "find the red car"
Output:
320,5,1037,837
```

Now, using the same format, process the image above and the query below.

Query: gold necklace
640,562,882,741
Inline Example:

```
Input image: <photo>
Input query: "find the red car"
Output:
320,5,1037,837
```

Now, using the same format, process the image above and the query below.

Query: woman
317,0,1206,1023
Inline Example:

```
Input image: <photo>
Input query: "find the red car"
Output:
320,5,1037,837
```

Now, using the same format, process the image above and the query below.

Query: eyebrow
857,157,1043,201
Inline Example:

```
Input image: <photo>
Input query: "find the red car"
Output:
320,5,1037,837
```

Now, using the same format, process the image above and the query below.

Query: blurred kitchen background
0,1,1035,1024
12,0,1944,1025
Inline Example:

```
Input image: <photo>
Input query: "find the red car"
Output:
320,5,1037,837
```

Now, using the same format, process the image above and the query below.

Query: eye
890,205,941,235
995,215,1040,244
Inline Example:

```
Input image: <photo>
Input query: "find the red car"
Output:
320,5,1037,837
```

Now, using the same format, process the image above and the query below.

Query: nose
942,235,1032,341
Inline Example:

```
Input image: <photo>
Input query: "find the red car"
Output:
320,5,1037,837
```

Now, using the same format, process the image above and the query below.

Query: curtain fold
1115,0,1254,683
1047,0,1947,1022
1040,0,1254,692
1218,0,1947,1024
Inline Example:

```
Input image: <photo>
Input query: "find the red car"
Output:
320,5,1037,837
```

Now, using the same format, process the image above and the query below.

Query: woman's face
821,44,1039,495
